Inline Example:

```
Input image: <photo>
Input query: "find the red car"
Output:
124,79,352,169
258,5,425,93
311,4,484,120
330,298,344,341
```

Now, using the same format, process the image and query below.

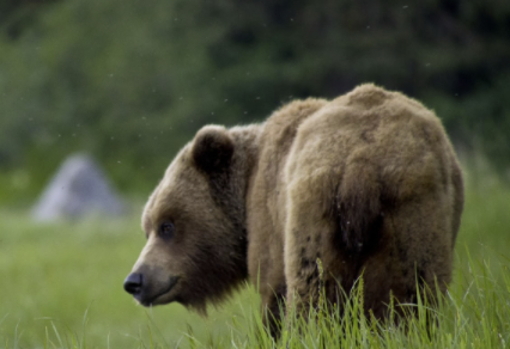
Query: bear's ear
191,125,235,174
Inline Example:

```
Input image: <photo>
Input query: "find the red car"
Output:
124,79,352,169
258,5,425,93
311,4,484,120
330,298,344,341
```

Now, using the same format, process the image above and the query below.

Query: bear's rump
281,106,457,310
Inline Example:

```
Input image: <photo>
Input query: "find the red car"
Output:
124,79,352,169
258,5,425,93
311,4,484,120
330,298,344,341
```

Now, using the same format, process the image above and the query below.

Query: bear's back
249,97,328,229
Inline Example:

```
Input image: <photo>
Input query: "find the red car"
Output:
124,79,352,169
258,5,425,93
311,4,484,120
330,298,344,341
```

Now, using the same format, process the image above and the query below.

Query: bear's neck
227,124,263,230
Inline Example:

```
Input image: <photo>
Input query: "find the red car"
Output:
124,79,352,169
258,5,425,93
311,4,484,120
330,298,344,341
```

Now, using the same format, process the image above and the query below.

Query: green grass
1,169,509,348
0,210,261,348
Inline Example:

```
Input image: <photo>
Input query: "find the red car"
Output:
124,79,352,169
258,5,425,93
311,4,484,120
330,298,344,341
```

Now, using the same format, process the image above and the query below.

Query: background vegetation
1,1,509,348
0,0,509,201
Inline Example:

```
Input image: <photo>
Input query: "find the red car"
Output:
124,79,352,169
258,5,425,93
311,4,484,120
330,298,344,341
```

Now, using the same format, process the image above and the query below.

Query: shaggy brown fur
125,84,464,336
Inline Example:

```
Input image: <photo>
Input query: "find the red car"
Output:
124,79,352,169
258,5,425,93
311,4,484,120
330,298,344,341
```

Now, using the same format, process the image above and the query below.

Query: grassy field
1,168,509,348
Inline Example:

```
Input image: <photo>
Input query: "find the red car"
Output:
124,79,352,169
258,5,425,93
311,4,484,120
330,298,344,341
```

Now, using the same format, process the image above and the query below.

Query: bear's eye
158,221,175,240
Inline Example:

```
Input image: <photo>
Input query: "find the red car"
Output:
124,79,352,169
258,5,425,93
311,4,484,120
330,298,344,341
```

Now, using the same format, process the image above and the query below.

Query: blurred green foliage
0,0,509,202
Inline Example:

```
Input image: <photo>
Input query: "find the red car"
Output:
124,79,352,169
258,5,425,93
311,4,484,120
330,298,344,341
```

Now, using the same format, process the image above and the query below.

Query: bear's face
124,126,250,312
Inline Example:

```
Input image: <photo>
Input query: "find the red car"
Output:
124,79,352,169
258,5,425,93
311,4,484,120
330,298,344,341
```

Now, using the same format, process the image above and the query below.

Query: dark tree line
0,0,509,200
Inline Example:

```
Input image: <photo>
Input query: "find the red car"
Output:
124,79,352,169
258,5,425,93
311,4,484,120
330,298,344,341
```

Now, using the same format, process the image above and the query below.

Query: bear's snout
123,272,143,296
124,268,180,306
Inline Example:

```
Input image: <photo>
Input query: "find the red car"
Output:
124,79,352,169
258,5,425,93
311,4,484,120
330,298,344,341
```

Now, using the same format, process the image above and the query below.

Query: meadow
1,165,509,348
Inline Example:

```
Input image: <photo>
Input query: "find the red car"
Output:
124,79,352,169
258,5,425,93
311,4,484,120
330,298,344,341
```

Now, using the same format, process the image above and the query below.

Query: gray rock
32,153,125,221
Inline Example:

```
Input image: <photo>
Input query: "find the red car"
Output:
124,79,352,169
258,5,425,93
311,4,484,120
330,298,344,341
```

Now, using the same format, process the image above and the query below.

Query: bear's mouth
137,276,180,306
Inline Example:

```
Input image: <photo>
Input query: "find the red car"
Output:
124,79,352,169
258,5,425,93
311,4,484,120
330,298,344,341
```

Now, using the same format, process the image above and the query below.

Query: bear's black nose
124,273,143,295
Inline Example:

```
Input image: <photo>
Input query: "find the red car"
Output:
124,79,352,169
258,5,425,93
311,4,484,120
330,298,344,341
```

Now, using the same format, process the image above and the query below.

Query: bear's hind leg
283,175,356,317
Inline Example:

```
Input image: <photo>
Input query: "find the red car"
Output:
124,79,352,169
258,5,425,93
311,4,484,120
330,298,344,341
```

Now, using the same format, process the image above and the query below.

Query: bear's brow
142,216,152,237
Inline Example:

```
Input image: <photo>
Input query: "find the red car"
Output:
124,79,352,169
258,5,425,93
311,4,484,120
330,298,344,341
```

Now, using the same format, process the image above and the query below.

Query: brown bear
124,84,464,335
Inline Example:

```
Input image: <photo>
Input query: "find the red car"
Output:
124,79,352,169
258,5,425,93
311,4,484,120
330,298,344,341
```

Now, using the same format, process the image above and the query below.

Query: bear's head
123,124,259,313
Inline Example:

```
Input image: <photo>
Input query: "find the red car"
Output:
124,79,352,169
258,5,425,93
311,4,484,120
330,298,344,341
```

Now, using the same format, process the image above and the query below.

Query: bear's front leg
247,219,288,338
